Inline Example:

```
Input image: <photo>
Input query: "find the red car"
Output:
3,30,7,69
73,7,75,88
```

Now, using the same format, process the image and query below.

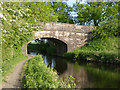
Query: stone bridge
22,22,95,55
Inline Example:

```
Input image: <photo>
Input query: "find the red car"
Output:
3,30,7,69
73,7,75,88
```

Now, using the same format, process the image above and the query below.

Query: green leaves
22,55,74,88
1,2,58,48
50,2,74,24
74,2,118,26
93,19,118,39
64,37,119,62
73,2,118,40
1,2,58,80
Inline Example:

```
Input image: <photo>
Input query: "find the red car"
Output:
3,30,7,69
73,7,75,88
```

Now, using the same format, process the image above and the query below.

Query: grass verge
21,55,75,88
64,37,119,63
1,53,28,84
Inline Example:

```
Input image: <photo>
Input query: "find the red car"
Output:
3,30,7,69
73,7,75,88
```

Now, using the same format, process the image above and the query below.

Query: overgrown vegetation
73,2,118,26
22,55,75,88
64,13,119,62
2,49,27,83
1,2,58,83
64,2,119,62
64,37,119,62
1,1,119,87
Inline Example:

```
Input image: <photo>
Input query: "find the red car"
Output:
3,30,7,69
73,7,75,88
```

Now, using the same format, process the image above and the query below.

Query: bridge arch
34,31,71,52
22,22,95,56
27,37,68,56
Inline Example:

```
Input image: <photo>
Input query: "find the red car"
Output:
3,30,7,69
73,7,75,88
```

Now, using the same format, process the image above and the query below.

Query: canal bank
28,52,120,88
64,37,120,65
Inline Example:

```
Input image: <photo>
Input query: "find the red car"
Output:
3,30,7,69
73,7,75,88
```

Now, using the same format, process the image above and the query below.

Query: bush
93,20,118,40
1,46,27,83
22,55,75,88
64,37,119,62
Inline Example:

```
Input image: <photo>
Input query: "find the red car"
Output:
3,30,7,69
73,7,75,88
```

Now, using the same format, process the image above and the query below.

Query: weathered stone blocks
23,23,95,55
33,23,95,52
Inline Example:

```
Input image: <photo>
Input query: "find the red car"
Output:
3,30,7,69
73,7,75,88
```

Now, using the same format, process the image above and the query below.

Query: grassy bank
64,37,119,63
1,47,28,84
21,55,75,88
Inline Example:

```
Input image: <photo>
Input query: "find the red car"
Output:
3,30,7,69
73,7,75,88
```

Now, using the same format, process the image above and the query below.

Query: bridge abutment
22,23,95,56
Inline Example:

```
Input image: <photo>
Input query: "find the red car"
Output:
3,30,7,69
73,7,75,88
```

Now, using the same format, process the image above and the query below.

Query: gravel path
2,55,33,89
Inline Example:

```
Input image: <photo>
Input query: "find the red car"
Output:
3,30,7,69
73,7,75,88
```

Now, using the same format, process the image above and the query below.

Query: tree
1,2,58,48
50,2,74,24
73,2,118,26
23,2,58,24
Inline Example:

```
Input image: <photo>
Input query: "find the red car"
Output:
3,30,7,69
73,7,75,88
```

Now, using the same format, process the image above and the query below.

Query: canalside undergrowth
21,55,75,88
64,37,119,63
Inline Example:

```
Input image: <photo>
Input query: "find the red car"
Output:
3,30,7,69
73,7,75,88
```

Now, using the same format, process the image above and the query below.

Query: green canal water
29,52,120,88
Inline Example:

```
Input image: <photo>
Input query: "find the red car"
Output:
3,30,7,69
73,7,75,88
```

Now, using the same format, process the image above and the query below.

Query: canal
29,52,120,88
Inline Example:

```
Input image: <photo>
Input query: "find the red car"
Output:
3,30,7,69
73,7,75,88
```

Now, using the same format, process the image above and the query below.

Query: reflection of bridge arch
22,22,95,55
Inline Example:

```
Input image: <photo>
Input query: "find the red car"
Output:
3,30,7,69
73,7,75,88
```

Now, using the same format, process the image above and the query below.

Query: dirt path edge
1,55,33,89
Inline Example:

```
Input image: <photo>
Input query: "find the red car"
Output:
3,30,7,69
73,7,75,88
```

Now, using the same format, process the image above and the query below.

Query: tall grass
64,37,119,62
1,47,28,83
22,55,75,88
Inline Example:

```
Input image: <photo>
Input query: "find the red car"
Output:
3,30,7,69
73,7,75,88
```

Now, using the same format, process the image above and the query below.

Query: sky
66,0,76,7
66,0,85,6
66,0,86,17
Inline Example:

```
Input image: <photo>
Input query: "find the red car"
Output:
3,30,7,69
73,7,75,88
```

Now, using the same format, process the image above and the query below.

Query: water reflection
29,52,37,56
43,56,56,68
43,55,67,75
29,52,120,88
52,58,56,68
59,62,93,88
43,56,49,66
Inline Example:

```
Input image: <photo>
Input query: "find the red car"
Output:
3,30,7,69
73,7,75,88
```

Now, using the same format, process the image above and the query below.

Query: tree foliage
73,2,118,26
1,2,59,80
73,2,119,39
50,2,74,24
1,2,58,49
1,2,58,65
93,19,118,39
